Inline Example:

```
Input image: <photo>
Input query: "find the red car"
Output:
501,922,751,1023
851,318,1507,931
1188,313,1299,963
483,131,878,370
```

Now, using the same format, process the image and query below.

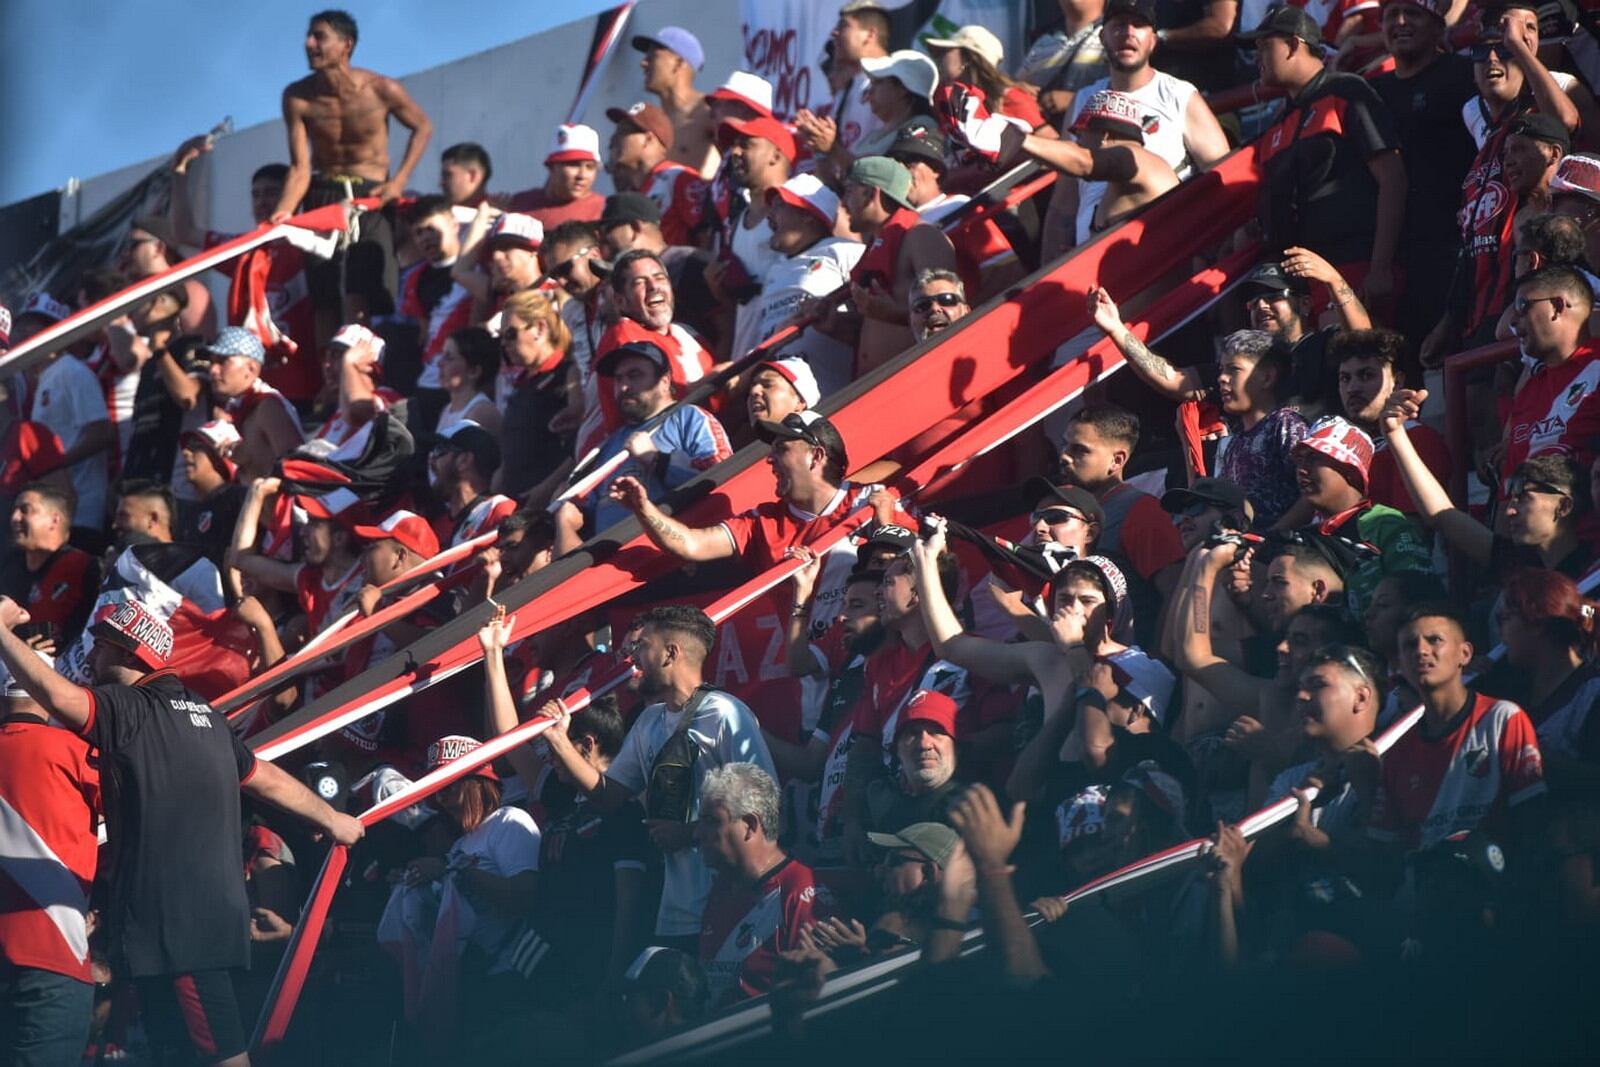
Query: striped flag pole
568,2,640,126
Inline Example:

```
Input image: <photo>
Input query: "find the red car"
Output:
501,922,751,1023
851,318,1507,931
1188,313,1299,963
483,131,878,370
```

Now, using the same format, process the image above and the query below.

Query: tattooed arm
609,475,737,562
1086,287,1210,403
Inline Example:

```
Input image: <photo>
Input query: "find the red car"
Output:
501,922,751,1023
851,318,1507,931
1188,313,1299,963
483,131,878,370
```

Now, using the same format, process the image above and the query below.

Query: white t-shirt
755,237,865,398
1267,760,1362,835
32,355,110,527
445,804,542,958
1463,72,1578,148
436,394,496,436
729,210,782,360
835,70,888,156
604,688,776,936
1065,71,1199,243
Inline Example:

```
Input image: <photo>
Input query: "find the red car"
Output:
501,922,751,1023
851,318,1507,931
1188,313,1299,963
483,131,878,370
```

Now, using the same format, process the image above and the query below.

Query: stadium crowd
5,0,1600,1061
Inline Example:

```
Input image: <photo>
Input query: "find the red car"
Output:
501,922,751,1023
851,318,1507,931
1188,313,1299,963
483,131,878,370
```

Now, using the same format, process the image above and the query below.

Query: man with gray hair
1086,288,1310,527
909,269,970,343
695,762,834,1004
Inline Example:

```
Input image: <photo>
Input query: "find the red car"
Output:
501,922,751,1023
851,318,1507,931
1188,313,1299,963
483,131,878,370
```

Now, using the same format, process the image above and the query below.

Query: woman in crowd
434,325,503,437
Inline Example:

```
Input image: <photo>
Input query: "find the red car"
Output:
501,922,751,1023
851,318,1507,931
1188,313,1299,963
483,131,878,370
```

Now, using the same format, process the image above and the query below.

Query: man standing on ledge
272,9,434,336
0,597,364,1067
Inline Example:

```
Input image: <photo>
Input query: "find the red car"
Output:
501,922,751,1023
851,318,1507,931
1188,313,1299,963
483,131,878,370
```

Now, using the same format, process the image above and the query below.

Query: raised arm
1172,543,1268,711
1282,247,1370,330
1379,389,1492,564
911,520,1041,686
610,476,736,563
478,610,546,785
1087,287,1209,402
0,600,91,729
169,134,213,249
784,551,827,679
451,201,498,306
1018,135,1138,183
241,758,364,844
226,477,302,595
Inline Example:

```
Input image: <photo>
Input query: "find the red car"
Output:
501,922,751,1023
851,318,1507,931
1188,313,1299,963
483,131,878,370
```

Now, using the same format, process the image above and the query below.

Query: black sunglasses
912,292,966,315
1471,38,1507,61
1504,476,1568,500
1032,507,1086,525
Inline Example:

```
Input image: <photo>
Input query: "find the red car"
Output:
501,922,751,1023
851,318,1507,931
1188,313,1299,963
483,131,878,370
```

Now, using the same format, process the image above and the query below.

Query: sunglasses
1512,294,1566,317
1504,476,1568,500
1471,38,1507,61
1175,500,1215,519
912,292,966,315
1032,507,1087,526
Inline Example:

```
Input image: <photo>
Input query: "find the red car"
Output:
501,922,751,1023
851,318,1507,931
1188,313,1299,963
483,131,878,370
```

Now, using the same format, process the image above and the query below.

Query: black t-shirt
534,795,658,991
182,483,247,567
1259,70,1402,264
499,366,572,498
1371,54,1478,252
1153,0,1238,92
1488,534,1595,582
82,671,258,977
1286,325,1337,415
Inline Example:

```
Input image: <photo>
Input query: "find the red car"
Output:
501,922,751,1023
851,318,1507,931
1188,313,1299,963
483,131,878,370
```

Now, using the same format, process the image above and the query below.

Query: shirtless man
634,25,719,177
841,156,958,374
271,10,433,334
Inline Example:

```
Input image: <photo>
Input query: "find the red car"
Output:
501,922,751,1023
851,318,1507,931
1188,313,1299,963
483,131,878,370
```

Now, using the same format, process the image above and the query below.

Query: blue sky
0,0,619,206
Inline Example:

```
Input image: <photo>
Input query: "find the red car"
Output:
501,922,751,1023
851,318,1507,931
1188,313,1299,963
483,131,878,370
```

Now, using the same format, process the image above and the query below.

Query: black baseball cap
600,191,662,228
1240,4,1325,46
1240,261,1310,298
1105,0,1159,24
755,410,850,470
887,128,948,171
1509,112,1573,152
595,339,672,378
860,522,918,555
1022,476,1105,526
425,421,502,476
1161,477,1254,522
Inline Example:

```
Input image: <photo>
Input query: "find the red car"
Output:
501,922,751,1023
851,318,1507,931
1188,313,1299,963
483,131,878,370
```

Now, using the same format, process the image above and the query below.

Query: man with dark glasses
1500,265,1600,482
908,269,970,343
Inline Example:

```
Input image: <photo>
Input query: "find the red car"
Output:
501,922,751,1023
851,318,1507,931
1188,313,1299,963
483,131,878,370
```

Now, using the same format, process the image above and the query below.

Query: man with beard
1330,329,1450,516
606,101,706,245
587,249,716,455
539,604,775,952
1235,257,1370,416
908,270,970,343
752,176,864,397
424,421,516,550
711,116,795,360
1,484,98,650
0,597,363,1067
554,341,733,552
865,689,969,833
1371,0,1480,349
1043,0,1229,259
509,124,606,228
272,10,432,336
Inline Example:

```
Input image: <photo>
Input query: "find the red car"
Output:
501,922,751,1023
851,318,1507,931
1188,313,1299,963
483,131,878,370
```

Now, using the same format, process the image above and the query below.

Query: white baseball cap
756,357,822,407
923,25,1005,68
546,123,601,165
331,322,387,363
860,50,940,102
766,173,840,230
489,212,544,250
708,71,775,117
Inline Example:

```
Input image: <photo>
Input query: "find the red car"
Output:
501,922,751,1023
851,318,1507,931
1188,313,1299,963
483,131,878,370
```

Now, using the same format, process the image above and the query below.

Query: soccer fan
508,124,607,228
155,326,304,483
843,156,959,373
697,763,830,1003
605,101,707,245
119,215,216,341
1381,388,1595,579
593,192,723,351
1087,289,1310,527
946,86,1178,243
1363,605,1547,855
452,210,545,327
176,420,246,564
849,50,941,162
1161,476,1254,552
425,421,516,549
863,689,971,833
711,114,796,359
633,25,718,177
0,597,362,1067
399,195,475,429
1551,153,1600,274
1246,4,1405,306
588,249,715,451
17,295,113,546
751,175,864,394
439,141,493,219
168,140,319,404
1041,0,1230,258
745,356,821,432
538,604,776,952
1499,266,1600,480
434,325,502,438
1239,256,1371,414
0,645,100,1067
1055,404,1186,599
1329,329,1451,515
927,24,1053,132
1370,0,1479,347
554,340,733,551
795,1,894,164
908,269,970,344
229,476,365,638
307,323,401,451
1020,0,1111,119
271,10,433,331
1290,416,1430,616
496,289,574,503
1,484,99,650
110,482,177,552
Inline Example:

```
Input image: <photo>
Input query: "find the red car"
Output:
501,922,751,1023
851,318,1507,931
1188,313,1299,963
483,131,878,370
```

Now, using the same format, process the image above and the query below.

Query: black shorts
301,175,397,316
135,969,247,1065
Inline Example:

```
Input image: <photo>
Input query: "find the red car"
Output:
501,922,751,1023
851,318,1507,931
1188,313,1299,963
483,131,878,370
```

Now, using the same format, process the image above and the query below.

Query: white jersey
755,237,864,398
1463,72,1577,148
1065,71,1199,244
32,355,110,528
835,70,888,155
728,210,782,359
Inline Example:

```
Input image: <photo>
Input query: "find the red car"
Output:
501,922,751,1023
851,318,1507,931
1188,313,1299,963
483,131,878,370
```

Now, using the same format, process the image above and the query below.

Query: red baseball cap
717,116,797,163
90,600,174,671
351,509,441,560
606,102,676,150
1294,416,1374,491
425,734,499,779
896,689,960,739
